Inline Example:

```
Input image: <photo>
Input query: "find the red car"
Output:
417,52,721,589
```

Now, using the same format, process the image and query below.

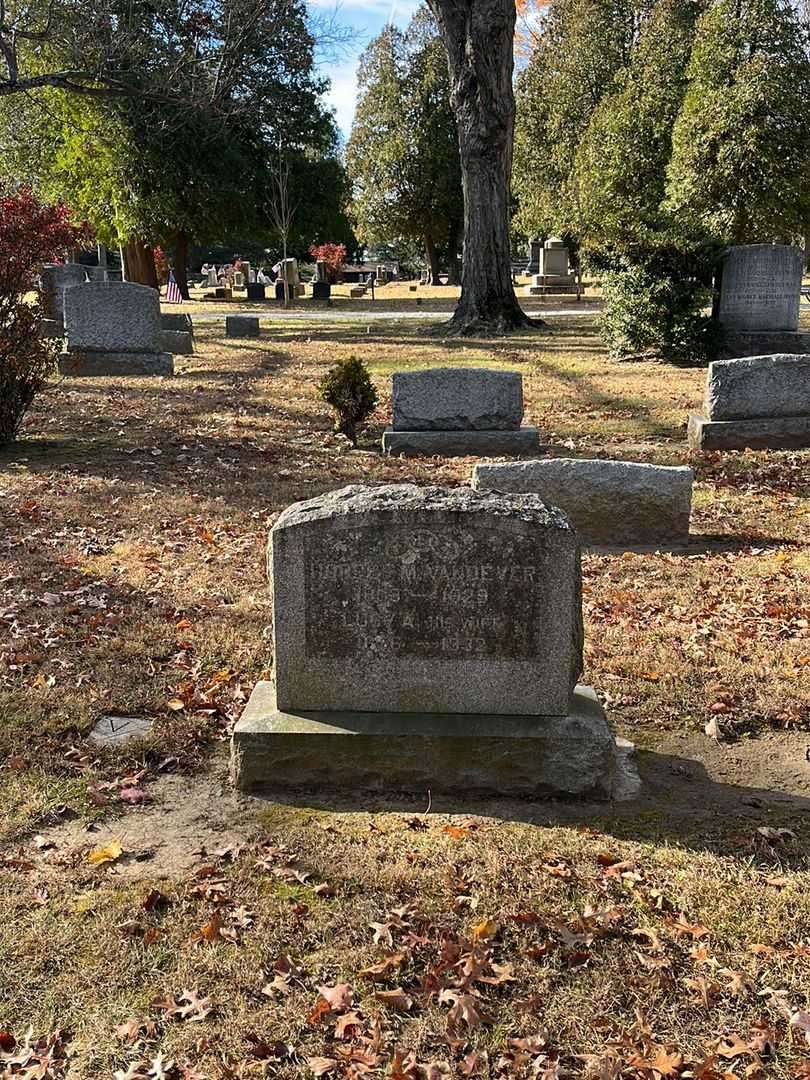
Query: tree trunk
428,0,539,335
425,233,443,285
174,229,191,299
123,237,159,289
447,220,462,285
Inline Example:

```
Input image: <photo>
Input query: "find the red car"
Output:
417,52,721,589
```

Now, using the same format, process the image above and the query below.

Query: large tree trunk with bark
425,233,444,285
123,237,159,289
173,229,191,299
428,0,539,335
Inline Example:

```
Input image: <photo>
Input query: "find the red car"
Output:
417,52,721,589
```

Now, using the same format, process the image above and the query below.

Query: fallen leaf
317,983,353,1012
308,1057,339,1077
374,988,414,1012
472,918,498,940
86,839,124,866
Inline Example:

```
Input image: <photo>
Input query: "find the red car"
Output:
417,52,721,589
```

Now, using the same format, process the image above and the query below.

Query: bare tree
266,146,299,308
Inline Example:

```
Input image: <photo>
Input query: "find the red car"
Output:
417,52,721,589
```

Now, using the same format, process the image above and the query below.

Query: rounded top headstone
270,484,583,717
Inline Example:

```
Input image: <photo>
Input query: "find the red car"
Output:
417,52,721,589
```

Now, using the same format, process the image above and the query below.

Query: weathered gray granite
473,458,693,545
271,484,583,717
392,368,524,431
718,245,803,332
231,681,638,800
40,263,86,321
703,354,810,421
160,330,194,355
90,714,152,746
719,330,810,360
688,412,810,451
57,351,173,377
383,427,541,457
160,313,193,334
226,315,260,338
64,282,162,353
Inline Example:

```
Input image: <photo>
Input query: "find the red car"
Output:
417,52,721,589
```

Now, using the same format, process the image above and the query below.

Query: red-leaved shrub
0,188,91,442
308,242,347,284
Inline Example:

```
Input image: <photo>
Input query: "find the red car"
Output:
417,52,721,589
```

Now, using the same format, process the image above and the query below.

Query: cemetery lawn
0,315,808,1077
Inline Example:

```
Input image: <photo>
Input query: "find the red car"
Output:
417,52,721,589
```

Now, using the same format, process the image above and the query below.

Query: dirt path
27,728,810,883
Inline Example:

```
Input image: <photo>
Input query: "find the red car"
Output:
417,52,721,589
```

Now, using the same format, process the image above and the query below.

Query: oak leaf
374,988,414,1012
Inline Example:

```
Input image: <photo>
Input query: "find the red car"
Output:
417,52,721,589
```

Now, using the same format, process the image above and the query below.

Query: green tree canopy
346,5,463,283
665,0,810,245
0,0,352,288
513,0,640,240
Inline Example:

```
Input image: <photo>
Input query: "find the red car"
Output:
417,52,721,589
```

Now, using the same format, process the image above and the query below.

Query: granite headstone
473,459,694,545
232,484,636,799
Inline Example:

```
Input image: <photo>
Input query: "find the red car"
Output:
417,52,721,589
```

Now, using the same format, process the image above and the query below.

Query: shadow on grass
244,747,810,862
530,354,684,441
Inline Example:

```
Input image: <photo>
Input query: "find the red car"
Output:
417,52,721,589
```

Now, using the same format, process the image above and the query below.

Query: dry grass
171,281,600,317
0,313,808,1077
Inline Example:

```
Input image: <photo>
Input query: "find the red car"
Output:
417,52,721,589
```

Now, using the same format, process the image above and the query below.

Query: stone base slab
525,285,578,296
688,411,810,451
58,351,173,377
719,331,810,360
159,330,194,355
473,458,693,546
231,682,638,800
383,427,541,457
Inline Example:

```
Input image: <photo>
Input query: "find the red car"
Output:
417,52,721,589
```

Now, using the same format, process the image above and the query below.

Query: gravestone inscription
272,485,581,716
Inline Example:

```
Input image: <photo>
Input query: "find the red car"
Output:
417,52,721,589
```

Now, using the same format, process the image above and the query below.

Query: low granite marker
382,369,540,456
160,313,194,355
232,484,637,798
688,354,810,451
58,282,173,376
226,315,260,338
473,459,694,545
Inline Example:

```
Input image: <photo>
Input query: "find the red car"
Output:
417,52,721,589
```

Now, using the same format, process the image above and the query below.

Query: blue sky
308,0,423,138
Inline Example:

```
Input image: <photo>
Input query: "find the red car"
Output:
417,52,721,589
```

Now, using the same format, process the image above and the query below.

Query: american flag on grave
165,270,182,303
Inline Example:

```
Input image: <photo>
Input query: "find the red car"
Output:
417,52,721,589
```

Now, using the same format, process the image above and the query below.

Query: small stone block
39,318,63,339
159,330,194,355
473,458,694,545
225,315,260,338
58,351,173,376
688,412,810,451
246,283,266,301
90,715,152,746
231,682,633,800
383,427,541,457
